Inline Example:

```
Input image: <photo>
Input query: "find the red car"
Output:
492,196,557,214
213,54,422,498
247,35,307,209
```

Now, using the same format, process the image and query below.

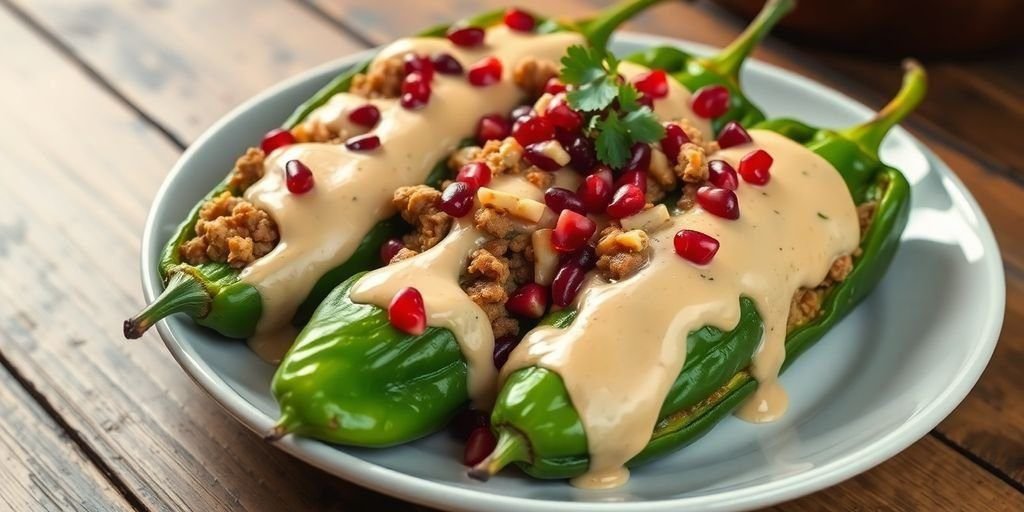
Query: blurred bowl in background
712,0,1024,56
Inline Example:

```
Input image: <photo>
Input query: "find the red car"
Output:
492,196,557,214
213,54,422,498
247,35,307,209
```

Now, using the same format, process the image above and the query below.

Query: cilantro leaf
559,45,605,85
567,79,618,112
623,108,665,143
616,83,640,112
593,111,631,168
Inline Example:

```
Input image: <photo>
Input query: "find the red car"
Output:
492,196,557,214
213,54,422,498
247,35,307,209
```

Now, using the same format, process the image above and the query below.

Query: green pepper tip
840,59,927,157
467,426,531,481
124,269,212,339
705,0,795,82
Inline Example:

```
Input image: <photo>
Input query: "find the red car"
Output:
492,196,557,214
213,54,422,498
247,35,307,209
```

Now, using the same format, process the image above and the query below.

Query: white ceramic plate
141,34,1005,511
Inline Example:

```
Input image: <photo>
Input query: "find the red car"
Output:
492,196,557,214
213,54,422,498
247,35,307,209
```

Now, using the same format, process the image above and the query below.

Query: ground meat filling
460,236,535,338
350,56,404,99
595,227,650,281
392,185,453,252
513,58,560,97
180,191,279,268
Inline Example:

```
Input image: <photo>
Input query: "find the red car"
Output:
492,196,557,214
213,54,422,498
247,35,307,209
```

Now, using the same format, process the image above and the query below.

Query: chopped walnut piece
180,191,279,268
674,142,709,183
595,227,650,281
513,58,559,97
227,147,266,192
350,56,404,98
474,137,527,175
392,185,453,251
390,247,419,264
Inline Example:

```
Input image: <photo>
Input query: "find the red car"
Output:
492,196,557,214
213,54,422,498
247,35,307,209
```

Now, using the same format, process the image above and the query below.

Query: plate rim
141,32,1006,512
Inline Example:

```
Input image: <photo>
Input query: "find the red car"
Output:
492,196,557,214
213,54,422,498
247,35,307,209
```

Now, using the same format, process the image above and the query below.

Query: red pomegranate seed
717,121,752,149
447,25,485,47
691,85,730,119
401,93,426,109
403,53,434,82
510,104,534,122
606,184,645,219
348,104,380,128
544,187,586,214
450,408,488,440
506,283,549,318
345,133,380,151
660,123,690,164
623,142,651,173
468,57,502,87
523,142,563,171
464,426,497,466
476,113,511,144
379,238,404,264
674,230,719,265
261,128,295,154
439,181,475,217
578,171,613,214
402,72,431,101
614,169,647,194
552,210,597,253
697,186,740,220
632,69,669,99
284,159,314,194
388,287,427,335
738,149,773,185
708,160,739,190
561,243,597,270
493,335,519,369
565,134,596,172
456,162,492,190
544,77,566,95
545,95,583,132
551,262,586,307
432,52,463,75
503,8,536,31
512,115,554,146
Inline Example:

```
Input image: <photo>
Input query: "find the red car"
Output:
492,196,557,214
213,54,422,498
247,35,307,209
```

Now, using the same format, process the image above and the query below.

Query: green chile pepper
268,0,790,447
124,0,674,340
470,61,925,480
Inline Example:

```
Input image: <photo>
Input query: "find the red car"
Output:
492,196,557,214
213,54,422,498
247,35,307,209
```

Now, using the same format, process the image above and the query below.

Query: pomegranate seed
561,243,597,270
493,336,519,369
717,121,752,149
565,135,596,172
660,123,690,164
697,186,740,220
614,169,648,194
524,142,562,171
739,149,773,185
468,57,502,87
261,128,295,154
691,85,730,119
545,95,583,132
447,25,485,47
506,283,549,318
379,238,404,264
456,162,492,190
402,53,434,82
512,115,554,146
503,8,535,31
578,171,613,214
284,159,314,194
510,104,534,122
450,408,488,440
432,52,463,75
606,184,645,219
551,262,586,307
708,160,739,190
544,187,586,214
636,94,654,109
674,230,719,265
632,69,669,99
348,104,380,128
623,142,651,173
551,210,597,253
401,72,431,102
439,181,475,217
476,113,511,144
345,133,380,151
464,427,497,466
401,93,427,109
388,287,427,335
544,77,566,94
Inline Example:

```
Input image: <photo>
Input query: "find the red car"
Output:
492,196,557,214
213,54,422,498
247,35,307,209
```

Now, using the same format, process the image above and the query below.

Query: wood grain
0,366,131,512
0,7,416,512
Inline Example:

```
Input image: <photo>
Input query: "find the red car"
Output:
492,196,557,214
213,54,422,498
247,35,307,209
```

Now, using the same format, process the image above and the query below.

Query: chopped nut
595,227,650,281
474,137,527,175
477,187,546,223
620,204,670,232
531,228,559,286
674,142,708,183
531,140,571,167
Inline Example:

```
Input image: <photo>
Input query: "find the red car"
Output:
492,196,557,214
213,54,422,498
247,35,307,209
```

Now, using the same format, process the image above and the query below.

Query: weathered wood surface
0,0,1020,510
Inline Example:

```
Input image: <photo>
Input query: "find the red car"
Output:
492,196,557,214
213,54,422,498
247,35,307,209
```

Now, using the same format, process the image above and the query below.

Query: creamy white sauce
502,130,859,488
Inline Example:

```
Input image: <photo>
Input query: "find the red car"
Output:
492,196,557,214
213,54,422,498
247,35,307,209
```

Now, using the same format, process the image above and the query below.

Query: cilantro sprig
559,45,664,168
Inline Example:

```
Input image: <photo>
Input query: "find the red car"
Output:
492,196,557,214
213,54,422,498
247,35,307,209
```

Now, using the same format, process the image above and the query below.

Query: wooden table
1,1,1020,510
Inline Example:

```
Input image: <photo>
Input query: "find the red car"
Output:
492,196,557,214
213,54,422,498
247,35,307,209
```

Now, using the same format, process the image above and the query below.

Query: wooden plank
0,365,131,512
5,0,367,143
773,436,1024,511
0,8,416,512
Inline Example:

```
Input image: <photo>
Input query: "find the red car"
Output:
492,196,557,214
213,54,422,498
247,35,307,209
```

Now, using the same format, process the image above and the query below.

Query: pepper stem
264,412,298,442
582,0,669,52
841,59,928,157
707,0,795,82
123,269,212,339
467,427,531,481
